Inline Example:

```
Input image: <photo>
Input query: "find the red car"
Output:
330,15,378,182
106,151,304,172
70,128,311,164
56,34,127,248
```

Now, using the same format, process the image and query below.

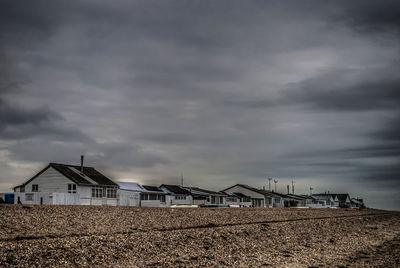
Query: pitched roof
312,194,334,201
184,187,226,196
116,182,146,192
15,163,118,189
226,184,278,197
160,184,192,195
233,192,250,198
142,185,165,193
335,194,351,203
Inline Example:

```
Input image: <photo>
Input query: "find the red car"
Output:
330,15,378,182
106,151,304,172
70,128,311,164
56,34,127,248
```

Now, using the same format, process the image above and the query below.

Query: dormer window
32,184,38,192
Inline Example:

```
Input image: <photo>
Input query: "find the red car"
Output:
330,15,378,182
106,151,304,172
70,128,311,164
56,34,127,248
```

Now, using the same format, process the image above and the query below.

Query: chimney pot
80,155,84,173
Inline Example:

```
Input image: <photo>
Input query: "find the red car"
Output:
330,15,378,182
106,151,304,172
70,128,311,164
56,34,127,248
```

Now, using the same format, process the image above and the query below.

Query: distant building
183,187,227,205
159,184,193,206
221,191,252,207
13,162,119,206
117,182,168,207
222,184,284,208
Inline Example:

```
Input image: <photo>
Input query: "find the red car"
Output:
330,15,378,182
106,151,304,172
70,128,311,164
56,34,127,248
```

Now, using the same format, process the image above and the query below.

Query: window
242,197,251,202
175,195,186,200
141,193,165,202
92,186,103,198
26,193,34,201
20,186,25,193
226,197,237,202
68,184,77,193
106,187,117,198
32,184,38,192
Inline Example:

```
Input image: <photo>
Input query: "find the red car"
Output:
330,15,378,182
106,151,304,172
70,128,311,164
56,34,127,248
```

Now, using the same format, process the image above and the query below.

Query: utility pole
292,180,295,195
181,174,184,187
274,179,278,192
310,187,313,195
268,177,272,191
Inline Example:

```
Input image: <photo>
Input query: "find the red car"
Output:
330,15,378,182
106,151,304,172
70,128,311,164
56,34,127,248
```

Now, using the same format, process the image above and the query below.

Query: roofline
13,164,52,189
14,163,118,189
223,184,278,197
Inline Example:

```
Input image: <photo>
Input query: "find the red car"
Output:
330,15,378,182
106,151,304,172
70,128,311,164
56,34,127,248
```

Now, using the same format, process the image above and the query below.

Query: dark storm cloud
282,64,400,111
371,116,400,142
342,0,400,35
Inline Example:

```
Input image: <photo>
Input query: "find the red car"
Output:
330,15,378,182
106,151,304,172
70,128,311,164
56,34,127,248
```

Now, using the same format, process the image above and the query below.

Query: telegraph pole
268,177,272,191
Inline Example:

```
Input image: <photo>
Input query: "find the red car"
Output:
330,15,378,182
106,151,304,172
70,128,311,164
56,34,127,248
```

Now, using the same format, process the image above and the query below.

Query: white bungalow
117,182,168,207
13,161,119,206
221,191,252,207
183,187,227,205
311,194,339,208
159,184,193,206
222,184,282,208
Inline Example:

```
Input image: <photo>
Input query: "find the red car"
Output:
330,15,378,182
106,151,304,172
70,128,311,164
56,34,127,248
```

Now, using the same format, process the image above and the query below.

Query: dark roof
160,184,192,195
285,194,308,200
313,193,351,203
233,192,250,198
225,184,277,197
335,194,351,203
184,187,227,196
14,162,118,188
142,185,164,192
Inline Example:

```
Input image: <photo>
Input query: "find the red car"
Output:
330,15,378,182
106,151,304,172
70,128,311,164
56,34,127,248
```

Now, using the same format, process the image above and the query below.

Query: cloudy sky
1,1,399,209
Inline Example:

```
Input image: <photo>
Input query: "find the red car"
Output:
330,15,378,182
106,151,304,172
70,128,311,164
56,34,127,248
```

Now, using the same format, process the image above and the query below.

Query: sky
0,0,399,210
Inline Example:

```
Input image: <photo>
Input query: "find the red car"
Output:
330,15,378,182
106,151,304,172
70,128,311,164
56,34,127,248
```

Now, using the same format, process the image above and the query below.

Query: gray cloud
0,0,399,210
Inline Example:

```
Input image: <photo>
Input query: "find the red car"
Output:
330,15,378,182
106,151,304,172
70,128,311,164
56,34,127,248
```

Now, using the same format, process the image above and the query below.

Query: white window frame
68,184,77,193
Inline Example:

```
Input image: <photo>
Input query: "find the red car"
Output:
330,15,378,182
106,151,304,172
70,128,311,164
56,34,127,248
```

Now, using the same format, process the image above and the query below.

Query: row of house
11,162,364,208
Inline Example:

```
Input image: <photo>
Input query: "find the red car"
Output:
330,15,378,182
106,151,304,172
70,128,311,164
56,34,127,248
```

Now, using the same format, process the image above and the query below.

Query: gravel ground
1,205,399,267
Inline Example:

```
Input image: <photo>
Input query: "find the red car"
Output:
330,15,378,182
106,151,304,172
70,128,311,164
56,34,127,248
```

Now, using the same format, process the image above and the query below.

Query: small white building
311,194,339,208
13,162,119,206
159,184,193,206
222,191,252,207
184,187,227,205
117,182,168,207
222,184,281,208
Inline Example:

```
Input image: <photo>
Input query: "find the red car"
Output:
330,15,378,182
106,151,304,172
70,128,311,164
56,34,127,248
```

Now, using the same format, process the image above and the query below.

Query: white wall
141,200,167,207
24,167,74,193
119,190,140,206
170,195,193,205
224,185,266,207
14,192,80,205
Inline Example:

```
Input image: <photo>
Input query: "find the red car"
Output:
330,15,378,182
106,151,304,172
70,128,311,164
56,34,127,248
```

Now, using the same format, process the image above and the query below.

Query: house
117,182,168,207
222,184,283,208
285,194,315,207
159,184,193,206
334,193,352,208
311,194,339,208
221,191,252,207
141,185,168,207
13,161,119,206
272,192,305,207
184,187,227,205
350,198,365,209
